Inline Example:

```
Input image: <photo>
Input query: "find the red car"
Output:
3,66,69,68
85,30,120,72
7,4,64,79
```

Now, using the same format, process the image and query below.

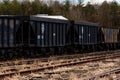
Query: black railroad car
0,15,29,48
66,21,101,52
0,16,22,47
0,15,120,59
0,15,29,58
30,15,69,53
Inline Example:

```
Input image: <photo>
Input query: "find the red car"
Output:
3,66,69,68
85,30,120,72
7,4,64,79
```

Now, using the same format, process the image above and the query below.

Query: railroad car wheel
35,50,40,57
55,47,59,54
74,46,79,53
105,44,109,51
66,47,71,53
87,45,90,52
115,44,117,49
12,51,17,59
85,45,88,53
53,47,58,55
113,44,115,50
118,44,120,49
17,49,24,58
0,50,5,60
41,48,46,54
96,45,99,51
4,50,13,60
89,45,92,52
92,45,95,52
116,44,118,49
57,47,63,55
78,46,83,53
24,50,29,58
49,48,55,56
46,48,50,53
113,44,116,50
109,44,112,50
81,46,85,53
116,43,119,49
69,47,74,54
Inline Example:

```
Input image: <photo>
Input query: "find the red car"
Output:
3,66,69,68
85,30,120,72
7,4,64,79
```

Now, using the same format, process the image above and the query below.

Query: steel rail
0,51,120,78
0,50,119,68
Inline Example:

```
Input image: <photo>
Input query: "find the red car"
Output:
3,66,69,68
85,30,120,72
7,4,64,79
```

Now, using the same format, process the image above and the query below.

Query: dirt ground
3,58,120,80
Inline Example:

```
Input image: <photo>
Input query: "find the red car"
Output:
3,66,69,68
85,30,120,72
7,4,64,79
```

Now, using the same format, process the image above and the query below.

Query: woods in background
0,0,120,28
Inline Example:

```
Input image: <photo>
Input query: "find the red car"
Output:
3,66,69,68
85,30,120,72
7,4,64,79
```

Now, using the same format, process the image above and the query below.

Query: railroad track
0,50,119,68
0,50,120,79
81,67,120,80
0,50,120,70
113,76,120,80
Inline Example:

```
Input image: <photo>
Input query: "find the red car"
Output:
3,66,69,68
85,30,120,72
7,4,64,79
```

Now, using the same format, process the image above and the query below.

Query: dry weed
69,72,78,80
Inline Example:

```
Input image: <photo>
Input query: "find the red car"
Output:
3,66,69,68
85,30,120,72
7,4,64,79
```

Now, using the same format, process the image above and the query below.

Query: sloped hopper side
66,21,79,45
97,28,105,44
117,29,120,42
16,21,36,46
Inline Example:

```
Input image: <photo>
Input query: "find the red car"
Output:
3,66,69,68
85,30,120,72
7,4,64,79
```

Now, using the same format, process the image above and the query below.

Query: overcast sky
61,0,120,4
82,0,119,4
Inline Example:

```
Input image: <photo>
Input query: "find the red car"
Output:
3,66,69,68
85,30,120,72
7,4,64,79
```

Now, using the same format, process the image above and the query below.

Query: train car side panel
102,28,119,43
74,21,100,45
30,16,69,47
